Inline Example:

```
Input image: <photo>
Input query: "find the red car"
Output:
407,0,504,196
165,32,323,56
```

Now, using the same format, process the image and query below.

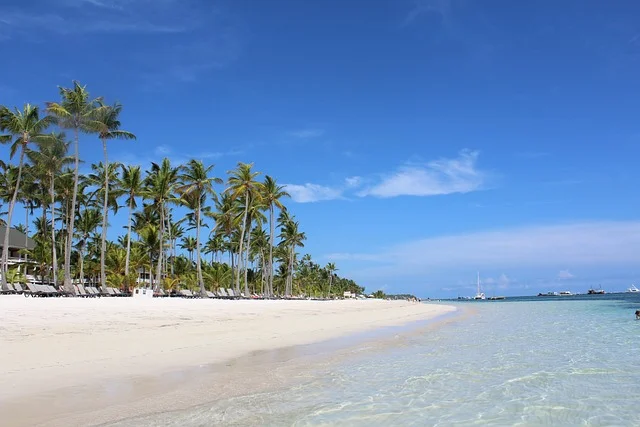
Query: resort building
0,225,37,280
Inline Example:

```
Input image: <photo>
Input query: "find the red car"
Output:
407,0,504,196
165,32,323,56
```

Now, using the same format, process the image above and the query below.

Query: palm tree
226,162,261,294
26,134,72,286
177,160,222,297
278,214,306,296
144,158,179,290
0,104,54,290
204,233,225,263
242,195,266,296
88,102,136,289
89,161,123,289
262,176,289,297
119,164,142,287
75,208,101,285
207,193,239,288
46,81,103,294
325,262,338,298
179,235,197,263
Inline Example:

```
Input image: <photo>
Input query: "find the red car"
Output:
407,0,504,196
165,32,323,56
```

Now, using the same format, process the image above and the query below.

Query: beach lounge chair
205,291,216,298
179,289,195,298
0,283,16,295
77,285,94,297
25,283,45,297
218,288,228,298
1,283,16,295
74,285,88,297
154,288,165,298
89,286,102,297
13,283,26,295
226,288,236,299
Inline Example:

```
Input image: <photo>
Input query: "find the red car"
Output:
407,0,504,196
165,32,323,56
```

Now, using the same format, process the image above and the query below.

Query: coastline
0,297,456,427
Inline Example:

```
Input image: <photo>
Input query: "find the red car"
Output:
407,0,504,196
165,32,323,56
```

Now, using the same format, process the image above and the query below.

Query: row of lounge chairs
1,282,305,300
1,282,72,297
153,287,271,300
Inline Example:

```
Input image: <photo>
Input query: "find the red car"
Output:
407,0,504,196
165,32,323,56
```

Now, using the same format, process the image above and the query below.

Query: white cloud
284,183,343,203
285,149,488,203
344,176,362,188
154,145,172,156
288,129,325,139
358,149,487,198
327,221,640,282
557,269,575,280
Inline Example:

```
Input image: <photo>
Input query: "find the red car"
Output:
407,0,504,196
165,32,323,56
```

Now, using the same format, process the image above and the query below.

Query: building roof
0,225,36,250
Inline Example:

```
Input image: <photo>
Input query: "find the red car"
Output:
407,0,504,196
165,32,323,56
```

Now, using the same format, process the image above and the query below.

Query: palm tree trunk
1,146,25,291
63,129,80,295
235,192,249,293
243,226,252,296
49,176,58,286
78,243,85,286
155,203,164,292
268,204,275,297
328,275,333,299
100,139,109,289
196,202,206,297
124,196,133,292
289,246,295,296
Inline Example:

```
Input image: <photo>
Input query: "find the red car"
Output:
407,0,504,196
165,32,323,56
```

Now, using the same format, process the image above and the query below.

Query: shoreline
0,296,456,427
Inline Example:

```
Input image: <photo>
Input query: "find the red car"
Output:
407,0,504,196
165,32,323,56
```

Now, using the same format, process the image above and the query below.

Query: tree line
0,81,364,298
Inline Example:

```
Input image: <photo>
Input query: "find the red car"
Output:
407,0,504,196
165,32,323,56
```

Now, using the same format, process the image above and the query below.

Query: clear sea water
110,294,640,426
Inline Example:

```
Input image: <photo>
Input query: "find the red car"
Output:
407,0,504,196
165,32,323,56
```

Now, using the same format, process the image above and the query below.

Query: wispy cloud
114,145,243,167
327,221,640,283
557,269,575,280
358,149,488,198
285,150,489,203
288,129,325,139
0,0,241,84
404,0,453,27
284,183,344,203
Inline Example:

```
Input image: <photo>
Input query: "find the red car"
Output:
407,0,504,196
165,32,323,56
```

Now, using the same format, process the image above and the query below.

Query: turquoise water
111,295,640,426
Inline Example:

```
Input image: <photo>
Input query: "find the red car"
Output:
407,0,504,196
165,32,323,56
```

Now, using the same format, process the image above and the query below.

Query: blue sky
2,0,640,297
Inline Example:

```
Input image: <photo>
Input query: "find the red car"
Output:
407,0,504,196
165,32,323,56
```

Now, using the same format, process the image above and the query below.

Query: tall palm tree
177,159,222,296
75,208,101,285
242,195,266,296
262,176,289,297
226,162,261,293
207,193,239,288
88,102,136,289
89,160,124,289
46,81,103,294
204,233,225,264
179,235,197,263
119,165,142,286
144,158,179,290
325,262,338,298
0,104,54,290
26,134,72,286
278,214,306,296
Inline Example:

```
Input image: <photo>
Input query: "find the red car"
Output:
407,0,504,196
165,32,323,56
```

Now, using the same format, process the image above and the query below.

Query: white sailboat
627,284,639,293
474,272,485,300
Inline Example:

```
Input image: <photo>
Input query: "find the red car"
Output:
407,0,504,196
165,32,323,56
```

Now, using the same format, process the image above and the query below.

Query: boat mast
477,271,480,295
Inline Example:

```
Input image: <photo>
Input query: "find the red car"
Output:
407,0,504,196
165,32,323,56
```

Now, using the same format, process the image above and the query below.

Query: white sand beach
0,296,454,427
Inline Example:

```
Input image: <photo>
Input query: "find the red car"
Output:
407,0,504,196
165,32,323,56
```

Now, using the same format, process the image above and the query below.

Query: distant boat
488,295,506,300
627,284,639,293
587,286,606,295
537,292,559,297
559,291,572,296
474,272,485,300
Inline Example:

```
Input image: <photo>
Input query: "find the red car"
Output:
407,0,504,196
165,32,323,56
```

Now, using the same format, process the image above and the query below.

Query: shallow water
109,295,640,426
